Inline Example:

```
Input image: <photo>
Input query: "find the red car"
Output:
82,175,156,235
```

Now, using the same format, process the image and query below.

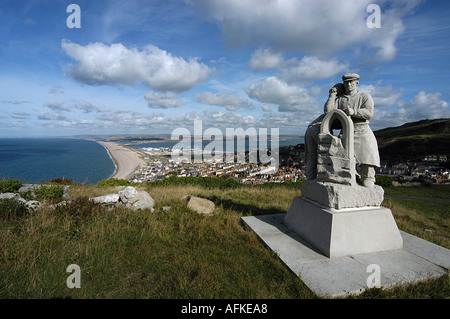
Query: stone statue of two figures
305,73,380,189
284,73,403,258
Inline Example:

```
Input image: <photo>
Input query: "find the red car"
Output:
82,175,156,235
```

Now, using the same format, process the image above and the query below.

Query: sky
0,0,449,137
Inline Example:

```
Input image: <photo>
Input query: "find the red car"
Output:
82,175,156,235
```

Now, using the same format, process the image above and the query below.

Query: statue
284,73,402,258
305,73,380,187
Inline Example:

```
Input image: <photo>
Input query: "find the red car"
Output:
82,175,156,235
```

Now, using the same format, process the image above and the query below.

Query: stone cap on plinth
301,180,384,210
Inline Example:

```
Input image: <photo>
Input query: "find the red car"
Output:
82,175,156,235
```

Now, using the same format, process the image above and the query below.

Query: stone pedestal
301,180,384,210
284,197,403,258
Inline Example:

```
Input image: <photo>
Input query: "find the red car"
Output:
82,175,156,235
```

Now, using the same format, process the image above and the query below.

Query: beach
96,141,147,180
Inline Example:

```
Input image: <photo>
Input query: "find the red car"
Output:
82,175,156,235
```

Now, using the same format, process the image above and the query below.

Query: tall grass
0,179,448,299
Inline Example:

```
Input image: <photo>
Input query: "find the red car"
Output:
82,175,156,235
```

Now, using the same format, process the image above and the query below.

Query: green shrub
148,176,241,189
48,178,72,185
97,178,135,187
375,175,393,187
0,198,28,220
34,185,64,200
0,180,22,193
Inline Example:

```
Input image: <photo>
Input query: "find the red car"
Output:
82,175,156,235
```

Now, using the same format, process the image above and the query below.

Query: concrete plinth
241,214,449,297
284,197,403,258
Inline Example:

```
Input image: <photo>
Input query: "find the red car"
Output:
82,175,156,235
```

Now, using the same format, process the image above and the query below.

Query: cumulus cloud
281,56,348,83
249,48,285,70
74,101,110,113
62,40,213,92
371,90,449,129
246,77,319,112
195,91,254,111
408,91,449,120
44,101,71,112
358,84,403,107
145,91,183,109
188,0,423,62
37,111,69,121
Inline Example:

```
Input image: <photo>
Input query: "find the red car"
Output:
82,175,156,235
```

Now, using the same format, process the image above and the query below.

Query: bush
0,198,28,220
0,180,22,193
48,178,72,185
375,175,393,187
34,185,64,200
97,178,135,188
148,176,241,189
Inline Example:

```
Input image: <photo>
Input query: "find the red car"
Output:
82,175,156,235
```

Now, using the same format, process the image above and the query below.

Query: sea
0,137,304,184
0,138,116,184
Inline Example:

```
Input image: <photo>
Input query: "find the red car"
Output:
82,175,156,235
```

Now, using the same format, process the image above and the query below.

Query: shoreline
95,140,147,180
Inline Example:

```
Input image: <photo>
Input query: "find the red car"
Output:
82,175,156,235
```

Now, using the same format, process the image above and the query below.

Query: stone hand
343,107,355,116
329,87,337,97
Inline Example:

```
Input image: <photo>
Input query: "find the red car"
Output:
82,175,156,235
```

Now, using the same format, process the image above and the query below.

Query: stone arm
350,93,374,120
324,90,338,113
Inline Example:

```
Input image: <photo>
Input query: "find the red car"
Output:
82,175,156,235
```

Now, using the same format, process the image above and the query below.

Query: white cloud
62,40,213,92
358,84,403,107
246,77,319,112
37,111,69,121
281,56,348,83
195,91,253,111
11,111,31,119
44,101,71,112
144,92,183,109
74,101,110,113
408,91,449,120
371,90,449,129
261,104,272,112
189,0,423,62
249,48,284,70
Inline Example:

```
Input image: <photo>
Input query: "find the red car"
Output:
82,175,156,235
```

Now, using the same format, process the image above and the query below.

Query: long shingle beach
96,141,146,180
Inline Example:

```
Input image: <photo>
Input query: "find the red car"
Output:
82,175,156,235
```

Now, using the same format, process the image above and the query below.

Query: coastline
95,140,147,180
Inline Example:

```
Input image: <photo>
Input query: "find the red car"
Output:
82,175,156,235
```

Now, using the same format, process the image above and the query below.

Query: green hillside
374,118,450,162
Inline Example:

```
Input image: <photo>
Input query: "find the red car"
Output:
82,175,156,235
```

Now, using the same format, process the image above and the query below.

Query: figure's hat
342,73,360,81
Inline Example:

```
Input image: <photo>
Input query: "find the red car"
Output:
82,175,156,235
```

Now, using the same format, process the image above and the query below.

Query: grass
382,185,449,249
0,179,448,299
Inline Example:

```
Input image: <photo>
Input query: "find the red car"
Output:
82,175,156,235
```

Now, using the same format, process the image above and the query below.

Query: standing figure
305,73,380,187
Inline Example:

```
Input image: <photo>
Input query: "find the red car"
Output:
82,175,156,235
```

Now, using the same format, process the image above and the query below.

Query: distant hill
373,118,450,163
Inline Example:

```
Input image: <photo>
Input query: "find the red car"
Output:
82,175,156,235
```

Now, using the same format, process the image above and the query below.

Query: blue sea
0,137,304,184
0,138,116,184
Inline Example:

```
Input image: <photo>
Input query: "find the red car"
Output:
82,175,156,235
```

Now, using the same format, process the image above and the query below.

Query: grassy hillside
374,118,450,162
0,178,448,299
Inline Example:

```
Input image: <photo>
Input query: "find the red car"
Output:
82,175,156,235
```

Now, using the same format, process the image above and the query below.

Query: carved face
344,79,358,94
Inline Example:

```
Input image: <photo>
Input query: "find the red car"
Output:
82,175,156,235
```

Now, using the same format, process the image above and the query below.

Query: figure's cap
342,73,360,82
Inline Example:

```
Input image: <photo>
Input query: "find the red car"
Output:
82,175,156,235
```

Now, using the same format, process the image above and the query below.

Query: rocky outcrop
0,192,42,209
89,186,155,212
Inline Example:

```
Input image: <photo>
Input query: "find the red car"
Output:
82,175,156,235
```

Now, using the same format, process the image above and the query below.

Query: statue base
301,180,384,210
284,197,403,258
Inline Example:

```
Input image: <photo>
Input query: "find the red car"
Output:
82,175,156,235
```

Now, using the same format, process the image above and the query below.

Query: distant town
126,143,450,186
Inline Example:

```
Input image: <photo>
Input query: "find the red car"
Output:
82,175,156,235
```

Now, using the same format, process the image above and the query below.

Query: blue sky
0,0,449,137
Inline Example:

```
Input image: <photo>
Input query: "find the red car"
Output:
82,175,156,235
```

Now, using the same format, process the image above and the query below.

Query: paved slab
241,213,449,298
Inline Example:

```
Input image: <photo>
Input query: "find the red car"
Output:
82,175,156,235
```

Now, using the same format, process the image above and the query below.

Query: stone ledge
301,180,384,209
